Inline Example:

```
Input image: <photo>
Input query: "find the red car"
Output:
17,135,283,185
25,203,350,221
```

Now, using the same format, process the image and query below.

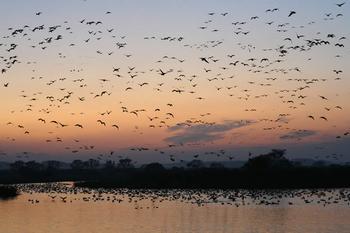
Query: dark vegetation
1,150,350,189
0,186,19,199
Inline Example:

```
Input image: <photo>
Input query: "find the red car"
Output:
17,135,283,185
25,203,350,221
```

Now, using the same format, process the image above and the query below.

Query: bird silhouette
97,120,106,126
288,11,296,17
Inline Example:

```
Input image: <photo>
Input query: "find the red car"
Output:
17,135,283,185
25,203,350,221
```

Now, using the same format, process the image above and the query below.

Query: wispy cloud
280,130,317,140
165,120,255,144
275,116,292,124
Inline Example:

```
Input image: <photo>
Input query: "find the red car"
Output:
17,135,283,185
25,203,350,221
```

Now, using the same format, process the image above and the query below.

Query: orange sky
0,0,349,162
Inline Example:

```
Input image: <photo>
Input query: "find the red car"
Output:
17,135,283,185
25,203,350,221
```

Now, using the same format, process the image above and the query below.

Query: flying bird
97,120,106,126
288,11,296,17
112,124,119,130
336,2,345,7
200,57,209,63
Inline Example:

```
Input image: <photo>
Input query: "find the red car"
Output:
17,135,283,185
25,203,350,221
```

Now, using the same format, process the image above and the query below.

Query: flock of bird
15,182,350,208
0,1,349,163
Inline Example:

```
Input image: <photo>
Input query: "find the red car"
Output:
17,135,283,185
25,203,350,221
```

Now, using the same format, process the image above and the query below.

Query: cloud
275,116,291,124
280,130,317,140
165,120,255,144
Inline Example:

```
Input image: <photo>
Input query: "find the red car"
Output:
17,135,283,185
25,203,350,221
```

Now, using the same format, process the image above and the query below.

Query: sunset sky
0,0,349,163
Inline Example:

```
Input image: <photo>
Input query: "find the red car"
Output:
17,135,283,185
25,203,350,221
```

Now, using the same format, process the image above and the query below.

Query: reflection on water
1,183,350,233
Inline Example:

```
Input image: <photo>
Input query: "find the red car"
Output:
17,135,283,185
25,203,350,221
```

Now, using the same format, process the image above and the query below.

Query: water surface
1,183,350,233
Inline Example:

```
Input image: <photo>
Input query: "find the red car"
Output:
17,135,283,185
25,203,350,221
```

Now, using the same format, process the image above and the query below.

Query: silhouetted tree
25,160,43,171
104,160,115,169
71,160,85,170
85,159,100,169
187,159,204,169
45,160,61,170
116,158,134,169
243,149,292,171
10,160,25,171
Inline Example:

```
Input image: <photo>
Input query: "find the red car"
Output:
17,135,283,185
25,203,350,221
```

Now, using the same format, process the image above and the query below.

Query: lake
1,183,350,233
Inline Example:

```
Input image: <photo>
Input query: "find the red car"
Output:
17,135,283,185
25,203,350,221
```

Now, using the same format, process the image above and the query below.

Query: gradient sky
0,0,349,163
